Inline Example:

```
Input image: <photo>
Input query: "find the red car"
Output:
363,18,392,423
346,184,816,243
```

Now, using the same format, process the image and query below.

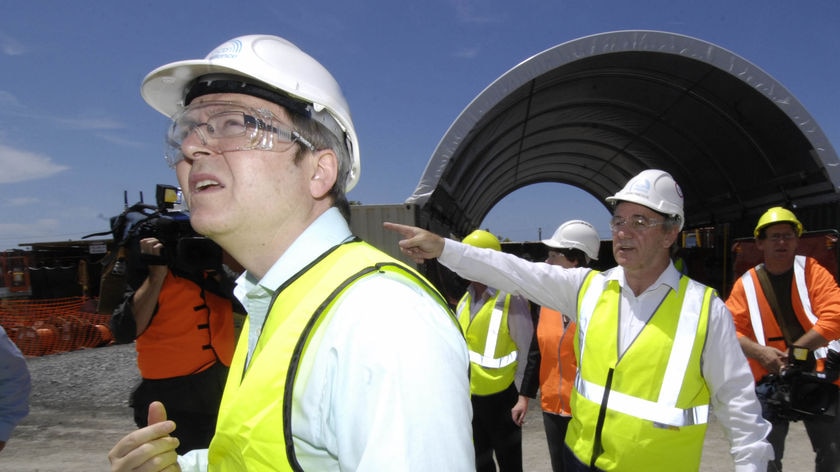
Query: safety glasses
165,101,316,167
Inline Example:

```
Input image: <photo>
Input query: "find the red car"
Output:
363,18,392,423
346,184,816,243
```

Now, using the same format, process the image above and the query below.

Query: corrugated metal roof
407,30,840,237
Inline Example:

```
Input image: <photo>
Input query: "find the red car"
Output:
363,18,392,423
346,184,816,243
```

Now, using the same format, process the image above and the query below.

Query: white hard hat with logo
141,34,360,192
542,220,600,260
606,169,684,231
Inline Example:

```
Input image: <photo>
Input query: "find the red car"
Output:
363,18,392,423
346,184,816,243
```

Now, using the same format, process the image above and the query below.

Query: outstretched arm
382,222,446,263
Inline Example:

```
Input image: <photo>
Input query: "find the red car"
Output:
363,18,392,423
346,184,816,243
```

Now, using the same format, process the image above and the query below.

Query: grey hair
290,113,352,221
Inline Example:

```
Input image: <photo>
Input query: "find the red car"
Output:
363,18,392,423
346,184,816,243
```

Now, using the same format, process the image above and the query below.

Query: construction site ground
0,343,816,472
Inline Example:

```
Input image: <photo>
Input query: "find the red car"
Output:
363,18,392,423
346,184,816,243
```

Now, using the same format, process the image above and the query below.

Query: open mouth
194,179,223,192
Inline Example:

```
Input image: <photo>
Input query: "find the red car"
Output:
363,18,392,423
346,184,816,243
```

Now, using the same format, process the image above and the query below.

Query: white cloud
56,116,125,131
0,33,26,56
3,196,40,207
453,47,480,59
96,133,146,148
0,219,61,245
450,0,500,24
0,90,23,110
0,144,69,183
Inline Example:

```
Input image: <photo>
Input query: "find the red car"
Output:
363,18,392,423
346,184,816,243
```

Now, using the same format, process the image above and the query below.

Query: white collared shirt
438,239,774,472
180,208,474,471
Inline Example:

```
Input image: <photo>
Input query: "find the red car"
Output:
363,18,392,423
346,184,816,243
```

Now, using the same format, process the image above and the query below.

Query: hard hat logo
207,39,243,60
627,178,652,198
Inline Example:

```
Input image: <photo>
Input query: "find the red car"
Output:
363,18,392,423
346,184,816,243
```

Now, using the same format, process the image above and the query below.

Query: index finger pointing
382,222,415,237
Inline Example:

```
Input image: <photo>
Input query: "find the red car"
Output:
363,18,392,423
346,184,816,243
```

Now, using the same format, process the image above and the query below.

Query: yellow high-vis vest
567,271,712,471
207,241,453,471
457,290,518,396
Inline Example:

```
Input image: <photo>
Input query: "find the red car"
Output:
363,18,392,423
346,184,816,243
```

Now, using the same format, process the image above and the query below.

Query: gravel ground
0,343,139,472
0,342,816,471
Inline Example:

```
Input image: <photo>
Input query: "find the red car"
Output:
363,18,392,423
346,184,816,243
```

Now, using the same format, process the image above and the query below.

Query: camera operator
726,207,840,472
110,228,240,455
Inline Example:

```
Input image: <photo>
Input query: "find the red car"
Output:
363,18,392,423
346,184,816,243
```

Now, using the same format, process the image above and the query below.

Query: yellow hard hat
462,230,501,251
754,207,803,238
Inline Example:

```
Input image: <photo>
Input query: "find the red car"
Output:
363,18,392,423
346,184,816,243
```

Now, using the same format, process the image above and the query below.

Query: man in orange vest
111,231,238,454
516,220,600,472
725,206,840,472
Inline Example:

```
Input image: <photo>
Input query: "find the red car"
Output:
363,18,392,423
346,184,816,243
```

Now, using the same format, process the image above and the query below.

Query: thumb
147,400,168,425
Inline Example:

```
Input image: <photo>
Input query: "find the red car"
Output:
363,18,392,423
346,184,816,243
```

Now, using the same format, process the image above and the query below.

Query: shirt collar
234,207,353,299
604,261,683,294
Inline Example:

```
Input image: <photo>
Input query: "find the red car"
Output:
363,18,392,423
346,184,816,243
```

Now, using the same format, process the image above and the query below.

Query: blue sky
1,1,838,249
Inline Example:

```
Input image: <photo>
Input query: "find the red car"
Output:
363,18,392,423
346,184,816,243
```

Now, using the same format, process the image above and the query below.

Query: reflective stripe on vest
741,255,814,347
457,292,518,369
457,290,518,396
569,272,712,470
577,273,709,427
575,379,709,427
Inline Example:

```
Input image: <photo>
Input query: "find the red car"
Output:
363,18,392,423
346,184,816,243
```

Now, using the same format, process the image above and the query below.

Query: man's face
756,222,798,268
610,202,677,273
172,93,325,247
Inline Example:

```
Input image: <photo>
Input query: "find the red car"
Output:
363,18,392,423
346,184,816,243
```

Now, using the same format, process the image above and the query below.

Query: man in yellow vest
386,169,773,471
457,230,533,472
108,34,474,471
725,207,840,472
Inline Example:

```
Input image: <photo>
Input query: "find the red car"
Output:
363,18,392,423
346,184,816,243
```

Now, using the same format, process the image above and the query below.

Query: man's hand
739,336,788,374
140,238,170,272
109,401,180,471
756,345,788,374
511,395,529,427
382,222,445,263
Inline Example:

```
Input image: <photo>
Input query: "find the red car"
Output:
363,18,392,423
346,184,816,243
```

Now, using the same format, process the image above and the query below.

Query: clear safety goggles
609,215,665,233
165,101,316,167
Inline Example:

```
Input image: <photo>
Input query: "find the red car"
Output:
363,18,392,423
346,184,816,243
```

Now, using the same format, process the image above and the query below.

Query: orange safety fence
0,297,113,357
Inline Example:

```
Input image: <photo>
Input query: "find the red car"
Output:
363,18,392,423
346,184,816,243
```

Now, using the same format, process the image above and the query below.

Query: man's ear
310,148,338,199
663,227,680,249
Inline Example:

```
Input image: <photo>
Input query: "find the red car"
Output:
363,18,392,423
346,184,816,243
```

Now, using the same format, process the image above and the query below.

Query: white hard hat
541,220,600,260
140,34,360,192
606,169,684,231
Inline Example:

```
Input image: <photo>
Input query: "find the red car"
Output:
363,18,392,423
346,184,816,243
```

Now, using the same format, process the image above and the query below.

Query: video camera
757,344,840,423
119,184,222,274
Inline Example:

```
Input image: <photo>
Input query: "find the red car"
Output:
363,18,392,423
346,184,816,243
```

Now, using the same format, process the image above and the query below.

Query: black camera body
757,345,840,423
129,212,221,274
120,185,222,275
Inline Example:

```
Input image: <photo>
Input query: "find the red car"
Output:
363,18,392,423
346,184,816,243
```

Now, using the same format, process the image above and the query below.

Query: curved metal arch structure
406,30,840,239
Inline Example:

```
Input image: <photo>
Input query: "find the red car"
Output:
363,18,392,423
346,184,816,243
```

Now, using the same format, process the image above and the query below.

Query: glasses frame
765,232,798,242
165,101,316,167
609,215,666,233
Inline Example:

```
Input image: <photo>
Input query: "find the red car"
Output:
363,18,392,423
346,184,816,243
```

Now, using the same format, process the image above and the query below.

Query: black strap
755,267,803,345
589,368,614,470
